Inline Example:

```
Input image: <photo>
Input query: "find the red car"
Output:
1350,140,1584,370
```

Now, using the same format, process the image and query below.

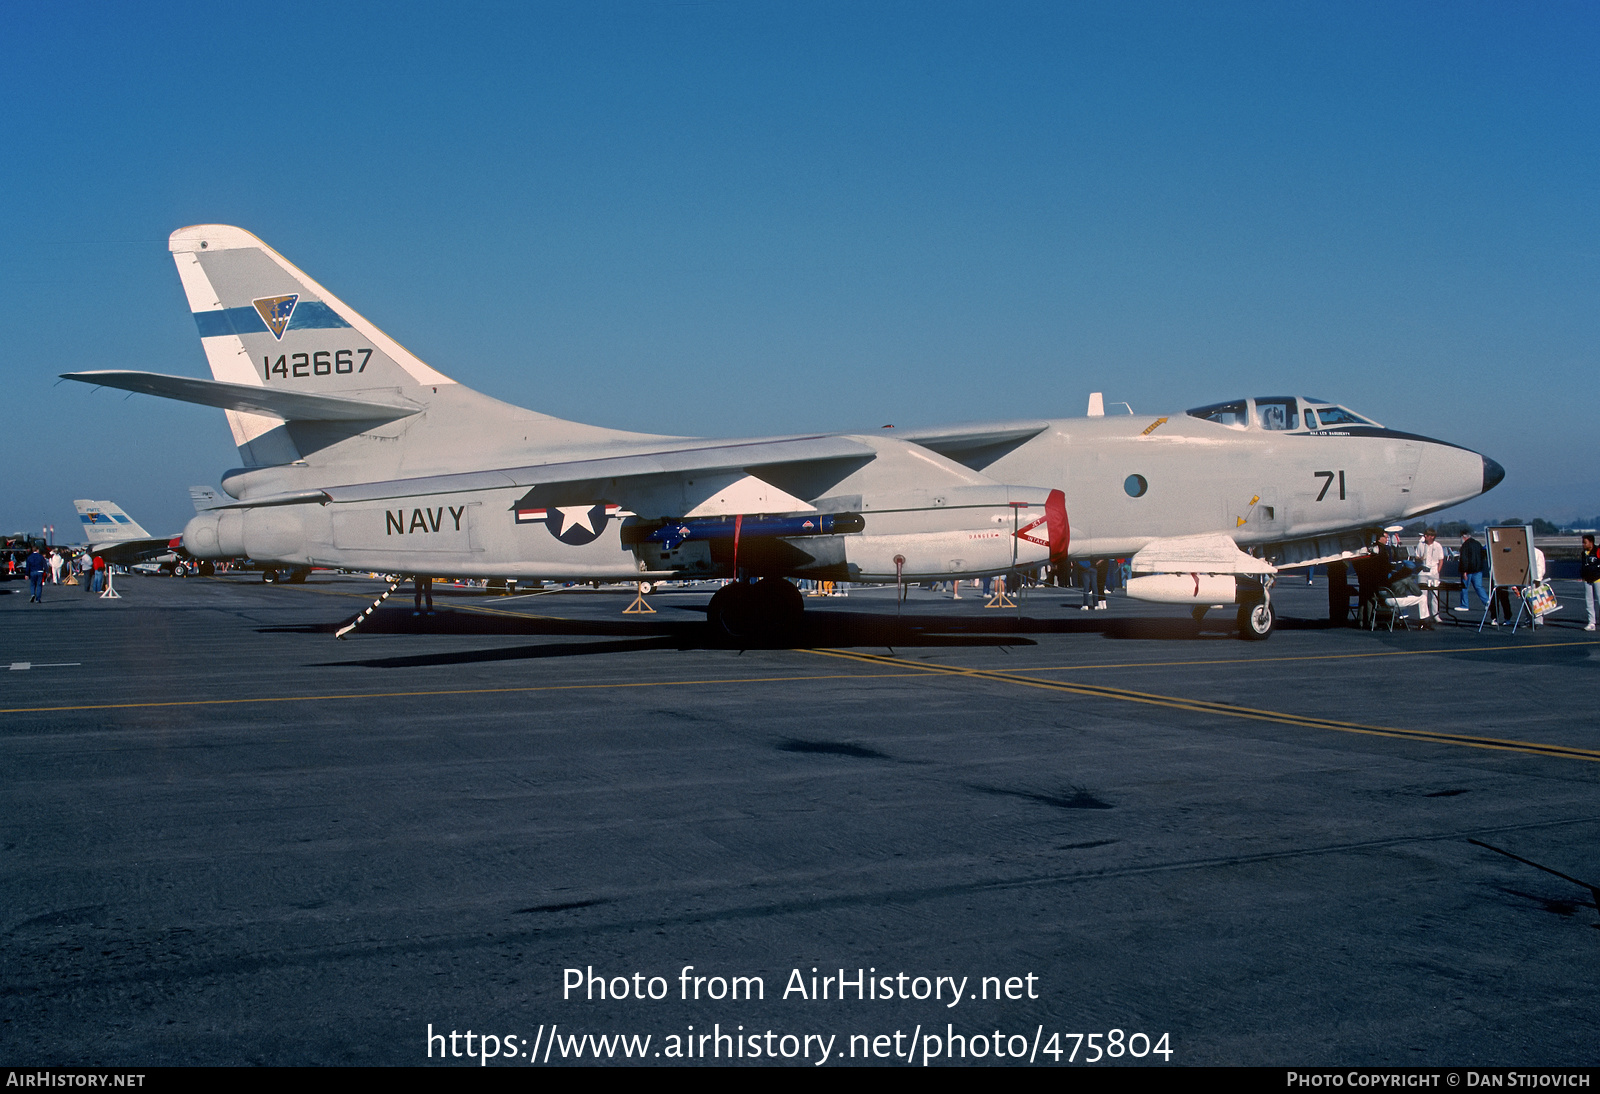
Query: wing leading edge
61,370,421,423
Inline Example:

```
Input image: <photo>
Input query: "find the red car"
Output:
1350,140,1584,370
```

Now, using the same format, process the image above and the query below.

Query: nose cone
1481,455,1505,494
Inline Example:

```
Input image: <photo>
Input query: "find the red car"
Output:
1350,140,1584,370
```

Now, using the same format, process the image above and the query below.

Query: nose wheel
1237,584,1274,640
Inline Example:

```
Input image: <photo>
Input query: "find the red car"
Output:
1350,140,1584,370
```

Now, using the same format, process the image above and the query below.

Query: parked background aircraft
72,499,205,573
64,226,1501,638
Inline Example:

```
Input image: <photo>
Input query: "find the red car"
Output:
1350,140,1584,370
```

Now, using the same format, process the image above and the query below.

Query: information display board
1487,525,1534,587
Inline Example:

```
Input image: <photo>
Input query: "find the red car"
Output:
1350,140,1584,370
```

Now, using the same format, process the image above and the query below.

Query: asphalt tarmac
2,572,1595,1066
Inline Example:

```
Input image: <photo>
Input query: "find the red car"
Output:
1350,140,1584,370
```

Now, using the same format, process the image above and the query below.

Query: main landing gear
706,578,805,642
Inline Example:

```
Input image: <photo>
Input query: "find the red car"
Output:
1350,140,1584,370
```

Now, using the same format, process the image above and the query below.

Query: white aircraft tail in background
74,500,152,544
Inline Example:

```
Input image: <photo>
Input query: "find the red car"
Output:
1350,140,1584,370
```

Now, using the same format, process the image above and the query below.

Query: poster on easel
1487,525,1534,586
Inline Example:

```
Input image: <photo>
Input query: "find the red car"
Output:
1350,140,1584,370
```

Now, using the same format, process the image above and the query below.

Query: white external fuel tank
1125,573,1238,606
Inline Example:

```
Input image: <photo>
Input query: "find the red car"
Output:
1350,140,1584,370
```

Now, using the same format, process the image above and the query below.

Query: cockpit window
1303,409,1319,430
1255,398,1298,431
1186,400,1249,428
1311,405,1373,427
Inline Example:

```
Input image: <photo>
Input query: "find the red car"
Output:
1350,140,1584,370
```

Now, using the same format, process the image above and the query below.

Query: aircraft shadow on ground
264,601,1345,669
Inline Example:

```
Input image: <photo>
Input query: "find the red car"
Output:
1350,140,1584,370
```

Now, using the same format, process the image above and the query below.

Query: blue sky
3,1,1596,539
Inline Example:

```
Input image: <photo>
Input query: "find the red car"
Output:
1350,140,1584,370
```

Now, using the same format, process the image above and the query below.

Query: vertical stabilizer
73,500,152,544
169,225,452,464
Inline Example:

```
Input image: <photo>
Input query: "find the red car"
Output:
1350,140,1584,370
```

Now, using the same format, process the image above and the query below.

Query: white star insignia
555,505,597,535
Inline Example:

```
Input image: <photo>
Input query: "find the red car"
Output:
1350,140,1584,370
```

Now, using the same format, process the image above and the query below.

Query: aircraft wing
211,434,879,508
61,371,421,423
1130,534,1276,575
92,536,182,566
894,421,1051,470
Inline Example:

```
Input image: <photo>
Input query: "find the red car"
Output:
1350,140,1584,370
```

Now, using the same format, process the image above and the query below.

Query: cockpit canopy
1185,396,1380,432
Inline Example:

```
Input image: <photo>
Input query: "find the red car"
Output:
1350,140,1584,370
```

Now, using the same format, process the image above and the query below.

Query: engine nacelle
183,508,303,562
183,510,244,559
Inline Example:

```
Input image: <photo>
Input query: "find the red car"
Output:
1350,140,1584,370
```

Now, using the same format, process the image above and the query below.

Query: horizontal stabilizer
1131,533,1276,575
62,371,421,423
93,537,181,566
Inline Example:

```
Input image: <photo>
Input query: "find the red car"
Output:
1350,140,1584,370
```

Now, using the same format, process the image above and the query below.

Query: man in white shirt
1414,527,1446,629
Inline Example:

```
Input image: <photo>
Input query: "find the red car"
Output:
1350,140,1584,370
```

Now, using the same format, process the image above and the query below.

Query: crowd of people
1330,526,1589,630
9,547,110,602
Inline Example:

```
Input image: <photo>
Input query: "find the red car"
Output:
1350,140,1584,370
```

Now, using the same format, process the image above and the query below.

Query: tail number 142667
264,348,373,379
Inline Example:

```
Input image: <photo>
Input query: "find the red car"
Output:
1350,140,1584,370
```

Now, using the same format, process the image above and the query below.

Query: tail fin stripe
194,303,352,339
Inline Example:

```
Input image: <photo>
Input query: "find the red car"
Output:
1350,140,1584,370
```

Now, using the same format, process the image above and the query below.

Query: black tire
197,561,215,577
1191,605,1209,622
1237,599,1274,640
262,569,279,584
287,568,309,584
708,579,806,641
752,577,804,633
707,583,757,640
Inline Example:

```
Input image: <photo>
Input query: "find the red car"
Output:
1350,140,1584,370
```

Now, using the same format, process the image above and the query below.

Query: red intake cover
1045,489,1069,561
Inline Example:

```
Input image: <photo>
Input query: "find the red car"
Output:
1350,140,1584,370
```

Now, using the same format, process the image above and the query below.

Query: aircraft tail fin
74,499,152,544
168,225,457,462
189,486,224,513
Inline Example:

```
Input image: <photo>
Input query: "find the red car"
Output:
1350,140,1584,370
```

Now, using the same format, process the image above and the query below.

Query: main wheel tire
262,569,279,584
1237,599,1274,640
707,583,757,640
752,577,804,634
287,568,309,584
197,561,215,577
707,579,805,641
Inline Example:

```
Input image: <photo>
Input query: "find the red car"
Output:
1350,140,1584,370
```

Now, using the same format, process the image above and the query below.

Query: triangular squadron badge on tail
252,294,299,340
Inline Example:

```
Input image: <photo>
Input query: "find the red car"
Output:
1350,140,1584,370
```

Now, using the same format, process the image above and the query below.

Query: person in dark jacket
1582,533,1599,632
1457,532,1489,613
26,547,46,602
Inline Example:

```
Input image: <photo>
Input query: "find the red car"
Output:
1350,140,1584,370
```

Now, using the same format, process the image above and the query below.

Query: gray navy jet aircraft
64,225,1503,639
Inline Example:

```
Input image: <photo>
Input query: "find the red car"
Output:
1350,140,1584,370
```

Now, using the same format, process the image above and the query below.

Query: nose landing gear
1236,578,1275,640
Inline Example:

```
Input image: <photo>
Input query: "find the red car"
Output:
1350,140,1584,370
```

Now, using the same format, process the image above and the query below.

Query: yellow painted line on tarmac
1016,638,1599,675
0,670,938,717
804,648,1600,764
451,601,579,624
